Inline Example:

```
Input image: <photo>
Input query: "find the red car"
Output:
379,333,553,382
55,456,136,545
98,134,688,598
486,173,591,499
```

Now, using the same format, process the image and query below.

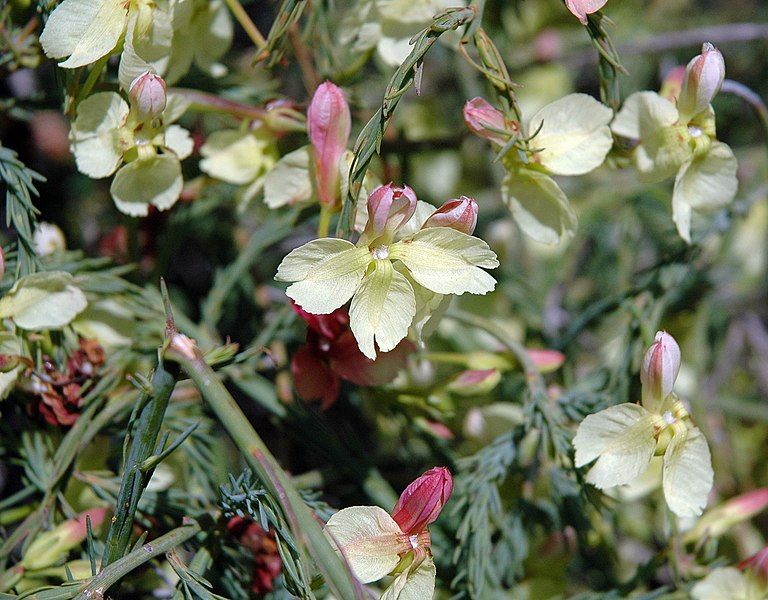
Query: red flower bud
392,466,453,535
422,196,478,235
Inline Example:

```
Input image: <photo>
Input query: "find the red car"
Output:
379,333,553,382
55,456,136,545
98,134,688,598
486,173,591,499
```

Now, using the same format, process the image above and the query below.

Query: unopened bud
677,43,725,121
641,331,680,410
33,222,66,257
527,348,565,373
463,97,512,146
684,488,768,543
307,81,351,207
129,71,167,121
0,355,23,373
21,508,107,570
447,368,500,396
392,467,453,535
422,196,478,235
564,0,608,25
363,183,417,242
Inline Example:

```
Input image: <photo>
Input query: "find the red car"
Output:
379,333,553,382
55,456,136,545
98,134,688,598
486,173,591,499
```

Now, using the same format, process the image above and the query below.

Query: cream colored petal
110,156,182,216
501,170,577,245
349,259,416,359
39,0,127,68
275,239,371,314
164,125,194,159
529,93,613,175
0,271,87,331
389,228,497,296
263,146,314,208
573,403,656,489
380,557,437,600
324,506,404,584
200,130,270,185
663,427,713,517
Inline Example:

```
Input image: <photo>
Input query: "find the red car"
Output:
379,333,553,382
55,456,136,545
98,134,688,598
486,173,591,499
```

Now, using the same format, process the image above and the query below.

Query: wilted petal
329,331,413,386
291,344,340,409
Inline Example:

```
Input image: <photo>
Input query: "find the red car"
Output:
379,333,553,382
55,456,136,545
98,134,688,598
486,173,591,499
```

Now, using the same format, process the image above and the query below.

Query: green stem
101,359,179,566
76,54,110,105
75,521,201,600
317,204,333,238
167,336,364,600
222,0,267,51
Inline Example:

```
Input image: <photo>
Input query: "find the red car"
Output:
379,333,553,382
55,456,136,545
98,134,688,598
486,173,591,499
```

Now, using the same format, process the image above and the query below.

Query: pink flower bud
641,331,680,409
422,196,478,235
564,0,608,25
307,81,351,207
677,43,725,120
129,71,167,121
527,348,565,373
660,65,686,103
447,368,500,395
363,183,417,241
392,467,453,535
684,488,768,543
463,97,512,146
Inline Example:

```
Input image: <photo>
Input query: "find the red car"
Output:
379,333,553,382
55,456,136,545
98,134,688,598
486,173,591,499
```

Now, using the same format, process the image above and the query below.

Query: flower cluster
276,185,497,359
573,331,714,517
324,467,453,598
612,43,737,242
464,93,613,244
69,71,193,215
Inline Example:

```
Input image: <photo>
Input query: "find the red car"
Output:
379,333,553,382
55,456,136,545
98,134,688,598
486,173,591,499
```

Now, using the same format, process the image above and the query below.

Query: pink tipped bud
21,508,107,570
641,331,680,409
463,97,513,146
677,43,725,120
392,467,453,535
685,488,768,543
363,183,417,241
660,66,686,103
739,546,768,584
527,348,565,373
447,369,501,396
307,81,351,207
422,196,478,235
129,71,167,121
564,0,607,25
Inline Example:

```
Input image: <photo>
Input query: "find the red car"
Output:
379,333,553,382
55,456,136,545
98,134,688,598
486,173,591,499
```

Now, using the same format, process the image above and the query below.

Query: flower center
371,245,390,260
662,410,676,425
409,534,419,549
688,125,703,138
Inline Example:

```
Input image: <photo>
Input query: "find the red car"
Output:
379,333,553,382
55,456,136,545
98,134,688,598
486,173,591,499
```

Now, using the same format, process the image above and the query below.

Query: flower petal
276,239,371,314
0,271,87,331
663,426,713,517
39,0,127,68
110,155,183,216
573,403,657,489
324,506,404,584
291,344,340,409
691,568,752,600
389,228,498,296
200,130,275,185
71,92,129,178
164,125,194,159
501,170,577,245
672,142,738,243
529,93,613,175
263,146,314,208
380,557,437,600
349,259,416,359
328,331,412,386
